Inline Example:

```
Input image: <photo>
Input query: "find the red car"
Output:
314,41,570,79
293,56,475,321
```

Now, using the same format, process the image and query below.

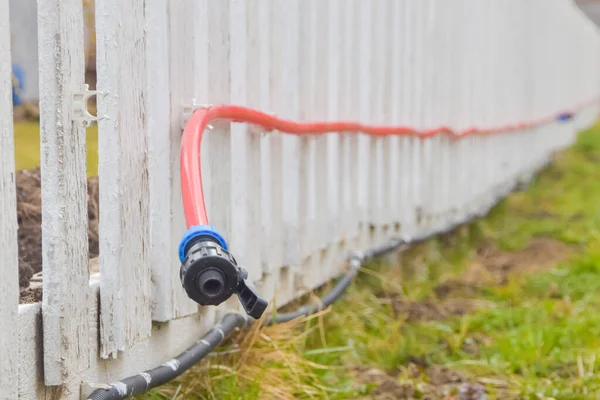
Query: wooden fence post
37,0,91,385
0,1,19,395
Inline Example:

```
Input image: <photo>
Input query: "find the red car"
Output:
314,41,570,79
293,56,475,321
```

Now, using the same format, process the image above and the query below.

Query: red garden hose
180,100,597,228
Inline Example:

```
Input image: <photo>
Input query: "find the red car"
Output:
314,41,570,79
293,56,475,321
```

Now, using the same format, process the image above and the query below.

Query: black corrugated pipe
87,216,478,400
86,313,247,400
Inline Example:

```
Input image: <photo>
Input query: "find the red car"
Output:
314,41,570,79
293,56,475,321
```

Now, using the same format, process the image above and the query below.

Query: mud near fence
16,168,99,303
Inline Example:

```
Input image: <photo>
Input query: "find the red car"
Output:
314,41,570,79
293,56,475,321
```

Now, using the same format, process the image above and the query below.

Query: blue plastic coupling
556,112,573,122
178,225,229,263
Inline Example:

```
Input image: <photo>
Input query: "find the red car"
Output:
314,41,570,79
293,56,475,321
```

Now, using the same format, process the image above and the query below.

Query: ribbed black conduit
87,213,482,400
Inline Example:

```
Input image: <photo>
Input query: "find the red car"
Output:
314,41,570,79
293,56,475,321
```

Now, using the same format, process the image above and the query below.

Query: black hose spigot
178,226,268,319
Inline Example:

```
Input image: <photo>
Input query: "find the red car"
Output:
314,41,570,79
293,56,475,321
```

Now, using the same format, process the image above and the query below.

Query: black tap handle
236,268,268,319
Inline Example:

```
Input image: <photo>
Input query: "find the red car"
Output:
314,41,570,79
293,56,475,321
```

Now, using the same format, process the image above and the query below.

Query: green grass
14,121,99,176
136,121,600,400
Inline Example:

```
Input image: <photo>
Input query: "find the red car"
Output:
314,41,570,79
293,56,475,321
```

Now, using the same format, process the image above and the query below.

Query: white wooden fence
1,0,600,398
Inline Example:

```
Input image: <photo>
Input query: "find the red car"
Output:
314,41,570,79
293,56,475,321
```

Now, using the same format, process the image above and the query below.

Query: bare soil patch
16,168,99,303
388,297,479,323
435,237,571,300
374,237,570,326
352,364,493,400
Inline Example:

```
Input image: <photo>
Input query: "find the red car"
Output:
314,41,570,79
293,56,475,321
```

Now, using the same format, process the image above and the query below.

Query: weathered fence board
0,2,19,396
271,0,300,302
96,0,151,358
168,0,199,319
146,0,172,323
38,0,91,384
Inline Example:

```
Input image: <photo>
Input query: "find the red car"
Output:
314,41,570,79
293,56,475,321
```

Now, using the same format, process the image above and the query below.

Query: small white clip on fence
181,99,212,130
72,84,101,127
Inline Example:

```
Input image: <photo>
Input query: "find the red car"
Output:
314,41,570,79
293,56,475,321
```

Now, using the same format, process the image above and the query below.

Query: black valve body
179,237,268,319
180,238,239,306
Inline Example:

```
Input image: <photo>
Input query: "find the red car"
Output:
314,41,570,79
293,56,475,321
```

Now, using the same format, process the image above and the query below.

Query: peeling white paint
37,0,91,386
96,0,152,358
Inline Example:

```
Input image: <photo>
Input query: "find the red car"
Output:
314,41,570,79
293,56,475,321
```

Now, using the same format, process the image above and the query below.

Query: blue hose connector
556,112,573,122
178,225,228,263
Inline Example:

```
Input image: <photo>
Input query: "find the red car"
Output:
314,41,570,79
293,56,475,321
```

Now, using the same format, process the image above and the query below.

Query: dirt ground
352,364,487,400
16,167,99,303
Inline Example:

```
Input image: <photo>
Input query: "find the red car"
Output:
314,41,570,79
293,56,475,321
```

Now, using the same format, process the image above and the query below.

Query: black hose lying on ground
87,211,487,400
86,313,247,400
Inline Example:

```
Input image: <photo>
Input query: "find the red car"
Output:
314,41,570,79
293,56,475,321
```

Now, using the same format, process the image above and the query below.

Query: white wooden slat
339,0,355,245
388,0,402,232
313,0,329,285
0,1,18,395
370,0,386,244
269,0,299,303
326,0,341,251
146,0,172,322
230,0,262,290
296,0,317,293
410,1,424,237
246,0,271,296
37,0,91,383
298,0,315,265
357,0,372,250
420,0,435,231
278,0,301,275
257,0,275,300
167,0,200,319
332,0,347,263
200,0,241,315
399,0,413,235
402,1,414,236
199,0,232,273
314,0,328,255
96,0,151,358
347,0,360,250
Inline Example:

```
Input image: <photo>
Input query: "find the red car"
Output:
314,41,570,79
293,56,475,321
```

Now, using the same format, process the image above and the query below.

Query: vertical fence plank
329,0,344,256
0,2,18,396
168,0,200,318
264,0,286,304
230,0,263,297
245,0,268,294
399,0,413,234
257,0,277,301
340,0,355,247
298,0,317,290
369,0,386,244
272,0,300,302
314,0,329,283
388,0,402,233
357,0,372,249
346,0,360,251
38,0,91,384
326,0,341,256
146,0,172,322
96,0,151,358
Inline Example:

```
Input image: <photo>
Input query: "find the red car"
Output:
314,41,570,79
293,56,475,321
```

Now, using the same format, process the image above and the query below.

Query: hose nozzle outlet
179,226,268,319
